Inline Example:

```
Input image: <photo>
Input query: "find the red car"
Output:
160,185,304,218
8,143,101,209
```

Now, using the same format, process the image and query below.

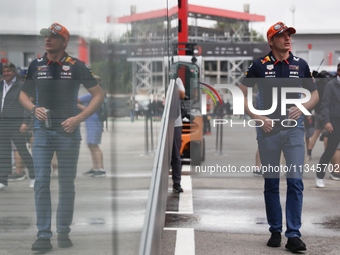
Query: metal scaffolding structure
104,4,267,96
129,57,166,95
127,56,252,96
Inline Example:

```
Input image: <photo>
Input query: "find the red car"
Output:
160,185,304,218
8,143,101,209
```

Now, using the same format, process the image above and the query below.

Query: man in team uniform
239,22,319,252
20,23,104,251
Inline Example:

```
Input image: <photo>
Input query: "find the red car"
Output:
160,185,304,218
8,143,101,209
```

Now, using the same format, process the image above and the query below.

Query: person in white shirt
172,78,185,192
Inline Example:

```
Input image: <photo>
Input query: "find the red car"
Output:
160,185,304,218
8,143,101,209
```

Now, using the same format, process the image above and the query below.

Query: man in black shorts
316,63,340,187
20,22,104,251
307,71,333,160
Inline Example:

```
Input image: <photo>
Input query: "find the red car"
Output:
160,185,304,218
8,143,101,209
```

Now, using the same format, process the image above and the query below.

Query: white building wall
292,33,340,72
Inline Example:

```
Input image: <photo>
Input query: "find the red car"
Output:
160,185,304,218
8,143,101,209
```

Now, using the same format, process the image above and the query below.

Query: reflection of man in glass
19,23,104,251
240,22,318,252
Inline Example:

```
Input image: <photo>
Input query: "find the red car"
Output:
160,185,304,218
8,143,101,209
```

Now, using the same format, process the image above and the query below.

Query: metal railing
138,79,179,255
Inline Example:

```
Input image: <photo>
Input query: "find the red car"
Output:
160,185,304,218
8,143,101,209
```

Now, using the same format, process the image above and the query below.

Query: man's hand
288,106,302,120
20,124,28,133
256,115,275,133
34,107,47,121
325,122,333,133
61,116,81,133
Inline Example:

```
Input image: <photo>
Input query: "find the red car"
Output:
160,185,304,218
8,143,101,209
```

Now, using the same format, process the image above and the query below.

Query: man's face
269,30,292,52
44,34,68,52
2,67,16,83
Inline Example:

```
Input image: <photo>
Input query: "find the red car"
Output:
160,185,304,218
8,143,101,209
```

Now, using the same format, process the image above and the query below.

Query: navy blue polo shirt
242,51,316,140
22,53,97,139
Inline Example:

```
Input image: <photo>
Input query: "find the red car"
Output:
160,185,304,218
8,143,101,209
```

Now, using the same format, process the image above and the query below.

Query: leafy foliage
90,60,132,94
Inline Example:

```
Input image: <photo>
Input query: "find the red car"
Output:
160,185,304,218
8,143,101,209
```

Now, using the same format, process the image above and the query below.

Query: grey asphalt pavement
1,117,340,255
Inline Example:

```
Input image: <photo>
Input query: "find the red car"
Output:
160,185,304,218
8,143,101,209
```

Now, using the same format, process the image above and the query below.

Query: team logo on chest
60,71,72,79
267,64,274,70
36,66,52,79
289,65,299,70
265,64,275,77
289,65,299,77
62,65,70,71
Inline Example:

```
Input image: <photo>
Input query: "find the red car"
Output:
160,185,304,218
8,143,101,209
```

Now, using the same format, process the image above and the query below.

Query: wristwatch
30,106,37,116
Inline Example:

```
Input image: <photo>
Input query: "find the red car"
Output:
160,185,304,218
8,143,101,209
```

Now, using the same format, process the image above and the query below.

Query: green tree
212,21,264,42
90,60,132,94
249,29,265,42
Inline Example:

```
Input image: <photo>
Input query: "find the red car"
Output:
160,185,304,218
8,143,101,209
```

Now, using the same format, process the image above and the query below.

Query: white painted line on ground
166,171,195,254
164,227,176,231
110,173,152,178
182,165,191,172
175,228,195,255
163,228,195,254
178,175,193,214
165,211,193,214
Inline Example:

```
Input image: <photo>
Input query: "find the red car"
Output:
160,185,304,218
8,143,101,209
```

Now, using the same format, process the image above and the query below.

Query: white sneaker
29,179,35,189
0,183,8,190
316,178,325,188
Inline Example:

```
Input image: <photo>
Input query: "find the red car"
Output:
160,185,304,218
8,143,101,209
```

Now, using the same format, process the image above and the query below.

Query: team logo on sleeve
245,63,253,75
261,56,271,64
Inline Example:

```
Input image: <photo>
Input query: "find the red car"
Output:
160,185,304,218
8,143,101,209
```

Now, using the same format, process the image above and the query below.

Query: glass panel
0,1,169,254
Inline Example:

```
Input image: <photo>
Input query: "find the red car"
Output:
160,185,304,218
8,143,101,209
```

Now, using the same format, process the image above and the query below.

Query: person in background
323,136,340,180
304,115,314,160
316,63,340,187
225,99,232,118
79,75,106,178
8,141,33,185
0,62,35,190
134,100,139,120
253,92,262,176
307,70,332,159
172,78,186,193
9,142,25,179
127,96,135,122
203,93,212,135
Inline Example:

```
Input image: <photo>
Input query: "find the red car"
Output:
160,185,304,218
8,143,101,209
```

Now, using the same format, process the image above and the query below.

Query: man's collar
268,51,276,63
287,51,294,63
44,52,69,66
270,51,292,65
4,76,17,87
